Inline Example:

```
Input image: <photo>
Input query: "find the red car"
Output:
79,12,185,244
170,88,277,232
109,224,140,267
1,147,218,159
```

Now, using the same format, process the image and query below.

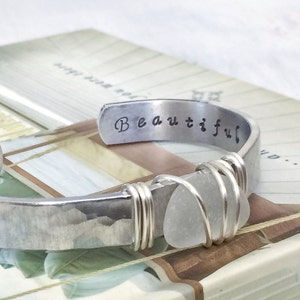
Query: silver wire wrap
122,182,155,251
195,152,247,244
123,152,247,251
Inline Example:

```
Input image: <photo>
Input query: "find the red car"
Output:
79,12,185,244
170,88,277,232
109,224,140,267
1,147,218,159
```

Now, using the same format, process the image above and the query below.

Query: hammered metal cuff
0,100,260,251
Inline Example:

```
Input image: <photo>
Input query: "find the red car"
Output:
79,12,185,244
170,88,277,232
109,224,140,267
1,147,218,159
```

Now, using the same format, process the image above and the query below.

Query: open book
0,29,299,204
0,29,300,299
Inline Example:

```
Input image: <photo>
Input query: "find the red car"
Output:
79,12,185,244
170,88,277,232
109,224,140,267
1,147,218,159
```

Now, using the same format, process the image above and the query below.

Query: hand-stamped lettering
115,117,129,132
213,119,221,137
199,118,206,132
235,125,240,143
185,117,193,128
138,117,147,128
224,128,232,138
152,116,163,126
112,113,241,145
167,117,178,126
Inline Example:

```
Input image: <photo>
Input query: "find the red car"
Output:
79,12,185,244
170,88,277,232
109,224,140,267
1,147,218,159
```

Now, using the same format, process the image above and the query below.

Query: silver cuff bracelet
0,99,260,251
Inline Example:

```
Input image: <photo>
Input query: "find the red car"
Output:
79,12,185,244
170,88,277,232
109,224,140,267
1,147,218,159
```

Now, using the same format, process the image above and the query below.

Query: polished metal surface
0,99,260,250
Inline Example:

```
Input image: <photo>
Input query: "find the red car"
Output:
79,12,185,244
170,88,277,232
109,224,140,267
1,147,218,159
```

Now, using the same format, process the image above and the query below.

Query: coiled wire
122,182,155,251
196,152,247,243
122,152,247,251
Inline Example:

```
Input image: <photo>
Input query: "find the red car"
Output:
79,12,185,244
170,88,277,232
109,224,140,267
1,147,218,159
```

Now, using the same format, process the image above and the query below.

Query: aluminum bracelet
0,99,260,250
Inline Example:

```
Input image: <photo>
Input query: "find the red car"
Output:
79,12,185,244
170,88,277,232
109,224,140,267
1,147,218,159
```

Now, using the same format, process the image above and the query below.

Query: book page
0,29,299,203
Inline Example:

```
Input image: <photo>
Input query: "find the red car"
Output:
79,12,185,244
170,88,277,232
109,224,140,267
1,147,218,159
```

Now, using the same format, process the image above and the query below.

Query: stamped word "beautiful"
114,115,241,144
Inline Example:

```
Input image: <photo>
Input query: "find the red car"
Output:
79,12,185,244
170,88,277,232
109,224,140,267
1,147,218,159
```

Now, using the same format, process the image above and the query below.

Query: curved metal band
0,99,260,250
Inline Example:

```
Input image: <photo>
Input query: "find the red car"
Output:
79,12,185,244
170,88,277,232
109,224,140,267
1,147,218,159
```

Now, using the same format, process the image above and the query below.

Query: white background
0,0,299,100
